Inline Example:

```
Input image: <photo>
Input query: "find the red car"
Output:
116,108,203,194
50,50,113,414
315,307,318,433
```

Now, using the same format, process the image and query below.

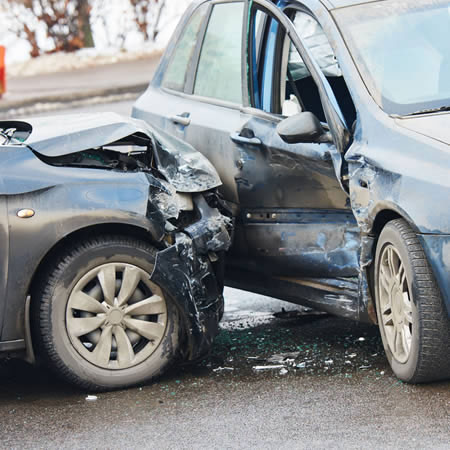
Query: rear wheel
33,235,180,391
374,219,450,383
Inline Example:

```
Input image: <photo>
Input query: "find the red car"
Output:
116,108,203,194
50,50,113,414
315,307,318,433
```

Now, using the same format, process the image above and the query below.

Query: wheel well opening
28,223,161,300
371,210,403,237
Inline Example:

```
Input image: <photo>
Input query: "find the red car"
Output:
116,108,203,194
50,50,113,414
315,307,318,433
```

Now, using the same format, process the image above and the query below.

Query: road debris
267,352,301,365
213,367,234,372
253,365,286,371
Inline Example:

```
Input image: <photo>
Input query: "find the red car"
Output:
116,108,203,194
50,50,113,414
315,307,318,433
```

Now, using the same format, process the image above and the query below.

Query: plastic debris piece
253,365,286,371
213,367,234,372
348,353,357,359
279,368,288,375
267,352,300,365
296,362,306,369
85,395,98,401
358,337,366,342
324,359,334,365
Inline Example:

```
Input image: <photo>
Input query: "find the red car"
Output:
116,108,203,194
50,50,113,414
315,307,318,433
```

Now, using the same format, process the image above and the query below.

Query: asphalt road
1,100,449,449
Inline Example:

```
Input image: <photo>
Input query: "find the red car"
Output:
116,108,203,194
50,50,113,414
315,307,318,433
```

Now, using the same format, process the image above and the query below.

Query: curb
0,82,148,114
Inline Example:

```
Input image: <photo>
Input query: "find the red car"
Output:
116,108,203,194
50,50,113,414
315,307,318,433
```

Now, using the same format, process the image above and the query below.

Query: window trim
161,86,243,111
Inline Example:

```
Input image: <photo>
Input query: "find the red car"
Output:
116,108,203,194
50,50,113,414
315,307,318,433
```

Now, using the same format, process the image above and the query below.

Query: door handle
230,132,261,146
170,114,191,126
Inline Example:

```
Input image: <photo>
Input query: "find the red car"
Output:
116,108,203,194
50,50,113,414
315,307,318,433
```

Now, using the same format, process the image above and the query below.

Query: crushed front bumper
150,194,232,360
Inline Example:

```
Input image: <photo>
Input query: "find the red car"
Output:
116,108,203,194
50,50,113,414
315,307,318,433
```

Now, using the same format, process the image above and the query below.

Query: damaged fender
150,195,232,360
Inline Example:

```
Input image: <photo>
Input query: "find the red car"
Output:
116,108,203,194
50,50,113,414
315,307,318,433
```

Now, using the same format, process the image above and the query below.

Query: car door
133,0,246,208
228,0,361,282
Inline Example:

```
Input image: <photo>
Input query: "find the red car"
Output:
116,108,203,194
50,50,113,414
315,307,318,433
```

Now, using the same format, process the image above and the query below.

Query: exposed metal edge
226,268,359,320
274,276,355,293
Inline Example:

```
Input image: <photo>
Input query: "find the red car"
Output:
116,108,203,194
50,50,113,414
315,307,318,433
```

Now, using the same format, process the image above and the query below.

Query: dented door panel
235,115,349,209
241,210,359,277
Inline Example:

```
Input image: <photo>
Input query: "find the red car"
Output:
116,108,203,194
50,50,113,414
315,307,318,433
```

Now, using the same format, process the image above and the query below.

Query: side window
194,2,244,104
281,13,329,121
162,4,208,92
250,8,356,127
283,11,356,126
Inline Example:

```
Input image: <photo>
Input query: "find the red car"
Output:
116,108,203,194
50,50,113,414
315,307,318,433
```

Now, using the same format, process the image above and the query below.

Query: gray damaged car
0,112,232,390
133,0,450,383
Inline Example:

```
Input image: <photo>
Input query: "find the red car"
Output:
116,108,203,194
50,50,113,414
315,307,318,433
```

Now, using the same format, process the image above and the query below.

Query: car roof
192,0,385,11
324,0,385,9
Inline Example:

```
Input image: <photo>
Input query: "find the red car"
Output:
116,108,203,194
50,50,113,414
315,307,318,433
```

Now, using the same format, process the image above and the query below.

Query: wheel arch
371,209,403,236
28,222,164,299
363,208,416,323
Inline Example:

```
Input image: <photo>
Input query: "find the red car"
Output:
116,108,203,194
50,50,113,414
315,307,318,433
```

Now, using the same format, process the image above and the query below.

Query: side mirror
277,111,331,144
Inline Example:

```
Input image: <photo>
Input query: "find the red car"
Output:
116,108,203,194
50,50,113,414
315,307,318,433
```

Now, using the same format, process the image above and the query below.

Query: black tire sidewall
41,239,179,390
374,224,420,381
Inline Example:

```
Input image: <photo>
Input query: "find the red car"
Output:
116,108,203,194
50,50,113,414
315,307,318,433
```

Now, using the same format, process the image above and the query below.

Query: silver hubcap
378,245,413,363
66,263,167,370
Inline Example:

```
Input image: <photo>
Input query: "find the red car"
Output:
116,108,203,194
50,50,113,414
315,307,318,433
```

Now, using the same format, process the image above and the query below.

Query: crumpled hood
19,112,222,192
395,112,450,146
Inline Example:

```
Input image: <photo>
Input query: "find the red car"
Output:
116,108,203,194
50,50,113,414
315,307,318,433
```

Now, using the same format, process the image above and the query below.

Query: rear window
162,4,208,92
193,2,244,104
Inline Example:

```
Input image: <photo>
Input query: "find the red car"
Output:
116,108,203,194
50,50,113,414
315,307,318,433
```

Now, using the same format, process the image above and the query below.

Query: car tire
32,235,180,391
374,219,450,383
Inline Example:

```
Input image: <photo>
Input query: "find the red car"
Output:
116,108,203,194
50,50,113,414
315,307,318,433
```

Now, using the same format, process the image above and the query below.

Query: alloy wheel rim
378,244,413,363
66,263,167,370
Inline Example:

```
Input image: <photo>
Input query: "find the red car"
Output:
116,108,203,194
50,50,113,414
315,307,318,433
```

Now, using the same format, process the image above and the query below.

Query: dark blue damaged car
0,113,232,390
133,0,450,383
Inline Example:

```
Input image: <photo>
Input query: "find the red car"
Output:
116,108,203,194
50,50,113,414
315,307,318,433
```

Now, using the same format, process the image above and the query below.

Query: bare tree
1,0,95,56
129,0,166,42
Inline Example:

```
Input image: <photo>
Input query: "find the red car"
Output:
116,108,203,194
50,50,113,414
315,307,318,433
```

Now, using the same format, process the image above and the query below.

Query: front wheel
374,219,450,383
32,235,180,391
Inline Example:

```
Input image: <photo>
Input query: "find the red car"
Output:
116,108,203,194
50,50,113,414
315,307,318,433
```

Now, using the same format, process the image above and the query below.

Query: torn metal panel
151,195,232,359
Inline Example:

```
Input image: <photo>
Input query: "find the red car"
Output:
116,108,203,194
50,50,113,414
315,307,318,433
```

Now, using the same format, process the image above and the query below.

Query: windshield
333,0,450,116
